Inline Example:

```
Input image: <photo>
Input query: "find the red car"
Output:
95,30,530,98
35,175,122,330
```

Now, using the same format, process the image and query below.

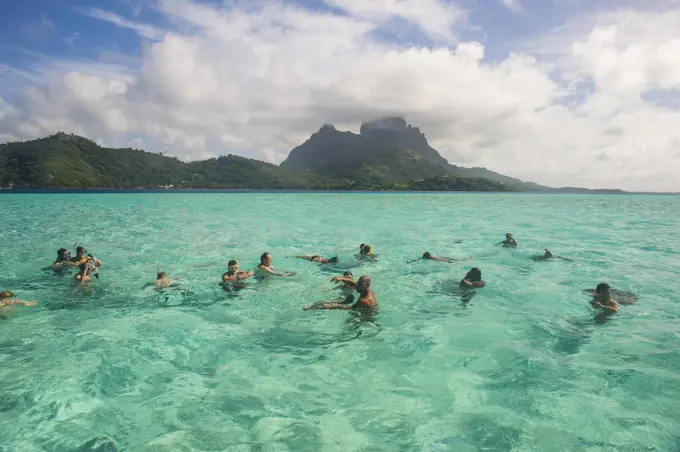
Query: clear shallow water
1,193,679,452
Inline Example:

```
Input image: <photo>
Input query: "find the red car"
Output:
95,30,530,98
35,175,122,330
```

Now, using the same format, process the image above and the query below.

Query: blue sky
0,0,591,98
1,0,680,191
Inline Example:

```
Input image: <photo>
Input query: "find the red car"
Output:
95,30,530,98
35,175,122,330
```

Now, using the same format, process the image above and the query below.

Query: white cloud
325,0,467,40
63,33,82,45
501,0,523,12
77,7,164,40
1,1,680,191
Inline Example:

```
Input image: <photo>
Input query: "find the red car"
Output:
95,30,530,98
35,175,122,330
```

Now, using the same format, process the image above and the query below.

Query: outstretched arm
331,277,356,286
303,302,353,311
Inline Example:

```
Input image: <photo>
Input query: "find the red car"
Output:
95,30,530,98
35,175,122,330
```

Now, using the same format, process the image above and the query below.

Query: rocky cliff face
280,117,448,171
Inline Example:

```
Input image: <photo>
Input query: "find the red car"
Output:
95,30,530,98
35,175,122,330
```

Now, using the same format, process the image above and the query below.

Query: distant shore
1,188,677,195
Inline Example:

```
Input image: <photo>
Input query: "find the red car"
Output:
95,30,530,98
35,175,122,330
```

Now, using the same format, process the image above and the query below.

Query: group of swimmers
0,234,635,317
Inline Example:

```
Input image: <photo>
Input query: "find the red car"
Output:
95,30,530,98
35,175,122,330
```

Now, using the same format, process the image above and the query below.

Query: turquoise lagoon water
0,193,679,451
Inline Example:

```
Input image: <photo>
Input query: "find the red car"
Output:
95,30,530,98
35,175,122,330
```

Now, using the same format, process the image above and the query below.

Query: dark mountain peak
319,123,336,132
360,116,408,134
280,116,448,170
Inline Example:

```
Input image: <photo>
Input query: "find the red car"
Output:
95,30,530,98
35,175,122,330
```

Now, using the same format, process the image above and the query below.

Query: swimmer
328,271,356,296
222,259,254,284
531,249,573,262
75,256,102,285
590,283,620,313
460,267,486,288
70,245,89,264
51,248,72,267
498,233,518,248
152,272,175,288
296,255,339,264
359,244,373,255
0,291,38,308
254,253,296,279
0,291,37,319
421,252,455,263
303,275,377,311
583,286,638,305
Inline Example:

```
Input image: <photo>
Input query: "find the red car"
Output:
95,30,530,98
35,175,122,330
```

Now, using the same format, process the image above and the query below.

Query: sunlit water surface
1,193,679,451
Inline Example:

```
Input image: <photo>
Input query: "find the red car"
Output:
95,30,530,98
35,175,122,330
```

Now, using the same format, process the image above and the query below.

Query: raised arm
331,277,356,286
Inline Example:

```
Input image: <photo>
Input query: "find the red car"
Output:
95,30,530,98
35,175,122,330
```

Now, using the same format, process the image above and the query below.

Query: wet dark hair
76,246,86,254
260,253,271,265
361,245,372,254
596,283,610,294
157,272,167,279
423,252,432,259
343,271,353,278
0,291,14,299
228,259,238,268
56,248,70,262
329,256,339,263
467,267,482,281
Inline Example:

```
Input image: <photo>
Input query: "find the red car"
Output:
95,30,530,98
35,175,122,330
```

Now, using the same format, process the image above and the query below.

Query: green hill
0,133,514,191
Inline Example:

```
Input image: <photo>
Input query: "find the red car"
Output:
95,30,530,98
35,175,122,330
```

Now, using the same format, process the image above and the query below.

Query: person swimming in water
303,275,377,311
531,249,573,262
0,291,38,319
421,252,455,263
70,245,89,265
356,244,378,262
460,267,486,288
223,259,254,283
151,272,175,288
254,253,296,280
498,233,518,247
583,285,638,305
0,291,38,308
327,271,356,296
358,244,373,255
296,255,339,264
590,283,620,313
74,255,102,285
52,248,72,267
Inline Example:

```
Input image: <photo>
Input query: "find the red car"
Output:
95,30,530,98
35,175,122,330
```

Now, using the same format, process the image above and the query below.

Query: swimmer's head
596,283,611,297
0,291,14,299
544,249,553,257
466,267,482,282
57,248,71,261
260,253,272,265
228,259,238,269
156,272,167,280
75,246,87,257
356,275,371,291
423,252,432,259
506,233,513,239
361,245,372,255
343,271,353,278
329,256,339,264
